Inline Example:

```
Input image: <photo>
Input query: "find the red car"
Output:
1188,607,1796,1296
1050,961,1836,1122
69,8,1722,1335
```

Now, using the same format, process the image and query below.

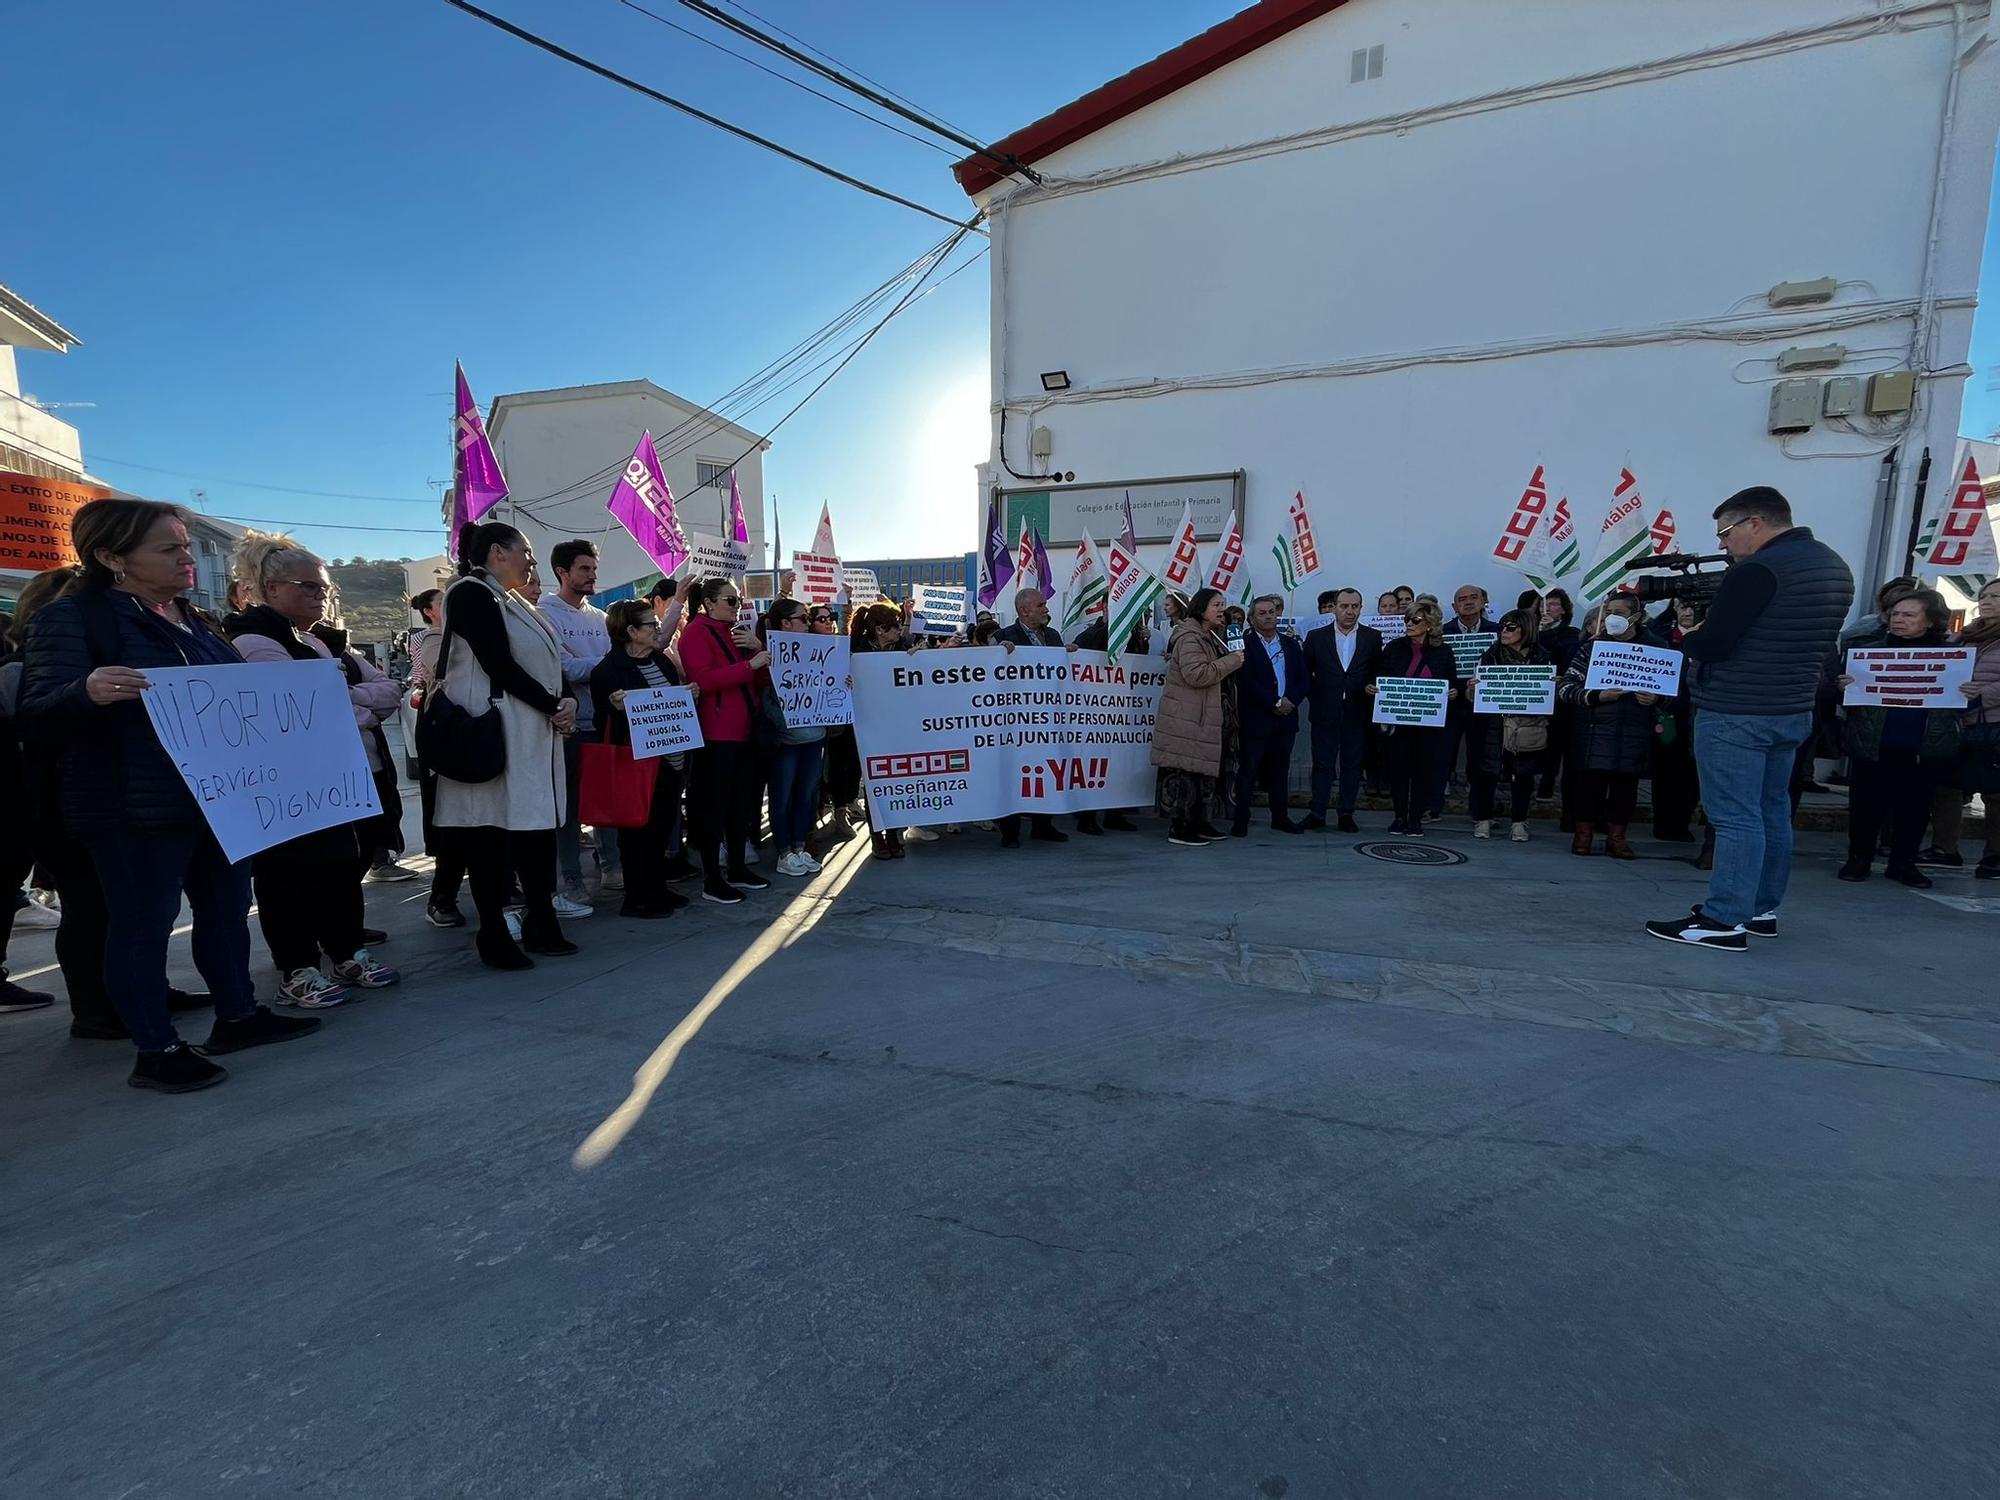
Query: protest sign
1277,613,1334,638
1583,641,1683,696
1842,647,1974,708
623,684,704,760
793,551,841,604
688,532,749,578
1445,631,1497,676
842,567,881,605
2,467,108,570
770,635,852,727
1371,677,1449,727
849,646,1165,828
139,660,380,863
1471,664,1557,715
911,584,967,634
1365,613,1408,641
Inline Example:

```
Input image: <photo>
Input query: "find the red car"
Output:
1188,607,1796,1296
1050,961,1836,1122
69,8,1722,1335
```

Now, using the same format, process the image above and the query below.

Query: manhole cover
1352,841,1468,867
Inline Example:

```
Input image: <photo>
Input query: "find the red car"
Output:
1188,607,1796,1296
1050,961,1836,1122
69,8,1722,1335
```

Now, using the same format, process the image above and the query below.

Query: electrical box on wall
1866,371,1915,415
1777,344,1847,371
1768,277,1838,307
1822,376,1862,418
1769,380,1819,434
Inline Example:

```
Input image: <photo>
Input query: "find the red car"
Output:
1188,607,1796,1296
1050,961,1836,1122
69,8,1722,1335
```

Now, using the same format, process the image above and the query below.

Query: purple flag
605,431,689,577
454,363,509,523
728,470,750,545
1030,522,1054,597
1118,490,1138,553
977,490,1015,607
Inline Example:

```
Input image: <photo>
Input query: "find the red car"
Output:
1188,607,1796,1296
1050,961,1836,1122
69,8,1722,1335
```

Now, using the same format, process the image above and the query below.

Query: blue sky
10,0,2000,564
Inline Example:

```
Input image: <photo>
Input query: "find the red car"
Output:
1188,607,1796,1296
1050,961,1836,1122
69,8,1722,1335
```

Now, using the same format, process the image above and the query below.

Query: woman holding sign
1151,588,1247,847
1364,600,1460,838
434,522,579,970
19,498,322,1091
1833,589,1962,887
680,577,774,901
757,600,827,878
1557,597,1659,859
1466,610,1552,841
588,599,692,918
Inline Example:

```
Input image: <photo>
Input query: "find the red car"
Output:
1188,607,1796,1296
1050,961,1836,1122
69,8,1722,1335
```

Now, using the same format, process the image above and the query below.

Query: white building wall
487,384,768,593
979,0,1999,604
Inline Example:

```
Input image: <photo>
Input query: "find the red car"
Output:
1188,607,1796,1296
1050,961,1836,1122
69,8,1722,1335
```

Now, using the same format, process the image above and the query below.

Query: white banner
1372,677,1450,727
850,646,1165,828
624,684,705,761
770,635,853,727
688,531,749,578
1842,647,1973,708
1472,664,1557,714
139,660,381,863
1583,641,1683,696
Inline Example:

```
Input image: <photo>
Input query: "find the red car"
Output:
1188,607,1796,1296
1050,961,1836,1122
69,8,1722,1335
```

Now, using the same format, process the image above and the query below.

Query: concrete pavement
3,810,1996,1497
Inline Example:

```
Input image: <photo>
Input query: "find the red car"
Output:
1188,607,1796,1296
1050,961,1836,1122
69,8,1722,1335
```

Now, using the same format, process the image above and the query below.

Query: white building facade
484,380,769,597
959,0,2000,608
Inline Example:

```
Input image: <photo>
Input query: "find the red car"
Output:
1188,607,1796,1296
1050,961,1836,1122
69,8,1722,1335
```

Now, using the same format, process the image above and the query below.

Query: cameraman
1645,487,1853,951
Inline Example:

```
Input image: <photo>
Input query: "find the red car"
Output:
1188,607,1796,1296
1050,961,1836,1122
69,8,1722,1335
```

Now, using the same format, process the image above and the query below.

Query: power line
612,0,955,156
664,0,1036,184
438,0,979,231
207,513,445,536
88,456,433,504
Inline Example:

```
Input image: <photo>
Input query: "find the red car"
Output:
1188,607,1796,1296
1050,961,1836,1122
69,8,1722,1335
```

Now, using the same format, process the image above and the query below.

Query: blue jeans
1694,709,1812,927
769,741,825,849
86,827,257,1053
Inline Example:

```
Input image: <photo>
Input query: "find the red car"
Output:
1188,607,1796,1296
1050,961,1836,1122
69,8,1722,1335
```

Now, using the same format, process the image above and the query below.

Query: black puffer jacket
19,585,244,837
1558,637,1664,775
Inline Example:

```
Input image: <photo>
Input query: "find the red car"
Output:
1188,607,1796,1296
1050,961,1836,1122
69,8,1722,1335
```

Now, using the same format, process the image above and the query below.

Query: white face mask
1602,613,1632,637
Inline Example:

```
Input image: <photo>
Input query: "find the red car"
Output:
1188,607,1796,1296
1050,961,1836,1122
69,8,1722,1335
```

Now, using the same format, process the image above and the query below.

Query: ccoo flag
1580,468,1655,599
453,363,509,524
604,431,689,578
728,471,750,546
1490,465,1551,576
1207,510,1245,599
1061,529,1109,637
1159,500,1204,594
1923,448,1997,591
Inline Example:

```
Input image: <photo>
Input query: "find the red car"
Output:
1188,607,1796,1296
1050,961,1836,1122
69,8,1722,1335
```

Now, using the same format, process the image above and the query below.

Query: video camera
1621,551,1729,605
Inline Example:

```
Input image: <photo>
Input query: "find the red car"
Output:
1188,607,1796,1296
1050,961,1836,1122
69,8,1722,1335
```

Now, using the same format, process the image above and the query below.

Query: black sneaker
662,855,700,883
200,1005,324,1055
1977,857,2000,881
1837,861,1870,883
477,932,534,970
0,978,55,1013
426,902,467,928
728,869,772,891
522,931,580,957
1074,817,1105,836
1337,815,1361,834
1030,825,1070,843
1298,813,1326,831
1916,847,1962,868
1386,819,1408,836
1696,904,1777,938
703,877,745,905
129,1043,227,1093
1166,829,1212,847
1406,821,1427,838
1885,864,1933,889
1645,912,1747,951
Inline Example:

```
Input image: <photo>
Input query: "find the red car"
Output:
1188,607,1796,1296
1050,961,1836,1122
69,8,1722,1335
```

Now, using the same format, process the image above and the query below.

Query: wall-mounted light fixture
1039,370,1071,392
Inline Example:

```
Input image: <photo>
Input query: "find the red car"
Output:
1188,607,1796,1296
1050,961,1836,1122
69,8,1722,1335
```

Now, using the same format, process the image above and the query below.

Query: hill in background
328,558,413,648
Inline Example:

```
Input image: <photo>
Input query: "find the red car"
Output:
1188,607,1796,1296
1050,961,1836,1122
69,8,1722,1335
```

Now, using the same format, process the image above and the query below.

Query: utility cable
438,0,979,231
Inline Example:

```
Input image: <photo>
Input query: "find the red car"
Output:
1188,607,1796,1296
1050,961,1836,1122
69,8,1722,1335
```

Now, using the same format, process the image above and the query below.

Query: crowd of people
0,486,1994,1090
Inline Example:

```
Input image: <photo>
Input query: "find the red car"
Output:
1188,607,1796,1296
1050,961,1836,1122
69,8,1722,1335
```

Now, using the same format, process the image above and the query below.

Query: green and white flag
1061,529,1109,637
1102,539,1163,665
1524,494,1582,589
1271,532,1299,594
1579,467,1653,599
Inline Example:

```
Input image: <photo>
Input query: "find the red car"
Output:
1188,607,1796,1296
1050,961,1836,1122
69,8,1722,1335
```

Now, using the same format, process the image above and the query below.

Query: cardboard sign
687,532,749,578
1372,676,1450,727
849,647,1166,828
1445,631,1497,675
2,468,110,570
769,635,852,727
793,551,841,604
1582,640,1682,696
138,660,381,863
1472,664,1557,715
623,684,705,761
1365,613,1408,641
1842,647,1974,708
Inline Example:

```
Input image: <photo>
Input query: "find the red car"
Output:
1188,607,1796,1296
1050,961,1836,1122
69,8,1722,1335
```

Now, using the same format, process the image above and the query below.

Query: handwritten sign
1364,613,1408,641
1445,631,1497,676
623,684,705,761
842,567,881,606
793,551,841,604
1583,641,1683,696
1372,676,1450,727
769,635,852,727
1843,647,1973,708
688,532,749,578
1472,664,1557,714
911,584,967,635
139,661,380,863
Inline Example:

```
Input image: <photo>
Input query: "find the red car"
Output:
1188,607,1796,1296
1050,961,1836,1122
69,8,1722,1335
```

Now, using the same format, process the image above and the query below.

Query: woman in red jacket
677,577,773,905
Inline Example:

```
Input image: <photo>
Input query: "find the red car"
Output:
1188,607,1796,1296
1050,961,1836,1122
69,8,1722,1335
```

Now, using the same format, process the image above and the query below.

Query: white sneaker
505,910,523,941
278,967,351,1008
551,893,595,920
794,849,822,873
903,826,941,842
775,852,807,878
1473,820,1492,839
1510,822,1530,842
13,894,61,930
329,951,401,989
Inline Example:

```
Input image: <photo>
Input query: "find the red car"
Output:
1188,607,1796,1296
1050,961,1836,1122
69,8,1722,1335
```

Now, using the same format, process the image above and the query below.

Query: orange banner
1,468,108,570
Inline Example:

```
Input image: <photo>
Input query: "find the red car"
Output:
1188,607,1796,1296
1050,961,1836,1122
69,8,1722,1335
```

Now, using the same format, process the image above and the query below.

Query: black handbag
414,617,507,784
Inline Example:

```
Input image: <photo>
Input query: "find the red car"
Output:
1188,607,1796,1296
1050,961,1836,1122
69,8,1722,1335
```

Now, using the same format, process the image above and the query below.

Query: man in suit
1300,587,1380,832
1432,582,1501,817
1233,594,1307,835
1070,613,1148,833
995,589,1073,848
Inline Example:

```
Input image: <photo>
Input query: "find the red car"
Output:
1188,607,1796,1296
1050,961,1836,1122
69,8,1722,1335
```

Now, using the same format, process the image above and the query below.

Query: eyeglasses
279,580,332,594
1715,518,1751,540
634,618,659,630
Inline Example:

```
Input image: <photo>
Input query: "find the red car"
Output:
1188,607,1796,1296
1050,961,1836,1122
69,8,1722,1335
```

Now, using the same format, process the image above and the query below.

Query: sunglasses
716,596,741,607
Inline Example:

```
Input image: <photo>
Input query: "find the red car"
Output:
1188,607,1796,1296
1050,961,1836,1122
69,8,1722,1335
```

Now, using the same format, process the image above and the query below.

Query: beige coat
435,574,567,832
1150,620,1235,774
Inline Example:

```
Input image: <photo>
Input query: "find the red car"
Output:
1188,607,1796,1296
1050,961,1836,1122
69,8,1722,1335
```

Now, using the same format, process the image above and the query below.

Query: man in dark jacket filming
1646,486,1853,952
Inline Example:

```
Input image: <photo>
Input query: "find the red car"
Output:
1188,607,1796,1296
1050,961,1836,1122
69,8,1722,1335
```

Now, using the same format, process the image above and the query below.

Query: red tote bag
577,725,659,829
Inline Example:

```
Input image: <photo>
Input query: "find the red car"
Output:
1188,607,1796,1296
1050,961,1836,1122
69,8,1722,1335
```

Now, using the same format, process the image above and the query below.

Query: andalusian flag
1580,468,1653,598
1102,540,1162,665
1271,532,1299,595
1061,529,1109,637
